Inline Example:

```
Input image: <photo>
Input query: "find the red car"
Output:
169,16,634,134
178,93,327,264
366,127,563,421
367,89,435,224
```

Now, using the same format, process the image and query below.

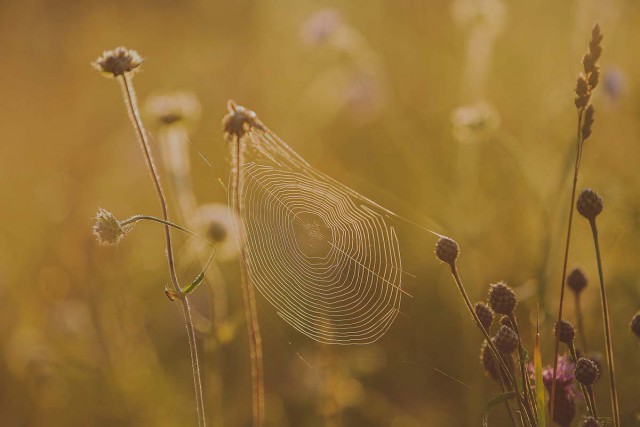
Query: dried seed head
555,319,576,345
550,392,576,427
434,236,459,265
576,188,603,220
92,208,128,246
582,54,596,75
474,302,494,330
488,281,517,315
630,311,640,338
567,267,588,294
480,340,514,382
493,325,519,354
582,416,601,427
575,75,590,109
222,100,262,139
582,104,595,140
92,47,143,78
575,357,600,385
145,91,201,126
588,65,601,89
589,24,603,63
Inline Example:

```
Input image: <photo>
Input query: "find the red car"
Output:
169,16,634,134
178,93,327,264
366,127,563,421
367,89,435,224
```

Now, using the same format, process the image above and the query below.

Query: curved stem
231,135,265,427
121,215,208,243
119,74,206,427
589,218,620,427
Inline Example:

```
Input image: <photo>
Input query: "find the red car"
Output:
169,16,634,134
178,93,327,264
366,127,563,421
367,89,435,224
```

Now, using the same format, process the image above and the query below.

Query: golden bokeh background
1,0,639,426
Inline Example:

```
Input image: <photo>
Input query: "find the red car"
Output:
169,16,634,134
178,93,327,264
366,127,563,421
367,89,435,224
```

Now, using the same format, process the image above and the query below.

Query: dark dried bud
576,188,603,220
488,282,517,315
480,340,514,382
582,416,601,427
575,357,600,386
555,319,576,345
567,267,588,294
222,100,262,139
92,47,143,78
582,104,595,140
435,236,459,265
550,392,576,427
494,325,519,354
500,316,512,328
474,302,494,330
630,311,640,338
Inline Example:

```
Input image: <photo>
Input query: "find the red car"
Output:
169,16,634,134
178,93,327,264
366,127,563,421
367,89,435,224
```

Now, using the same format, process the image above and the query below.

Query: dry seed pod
92,47,142,78
474,302,494,330
576,188,603,220
575,357,600,386
567,267,588,294
555,320,576,345
493,325,518,354
435,236,459,265
488,282,517,315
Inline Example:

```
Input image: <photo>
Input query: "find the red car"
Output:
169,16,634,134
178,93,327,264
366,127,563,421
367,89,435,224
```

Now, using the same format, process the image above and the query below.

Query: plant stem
121,215,205,241
574,294,588,352
448,263,535,426
550,108,584,419
508,314,537,421
119,74,206,427
230,134,265,427
589,218,620,427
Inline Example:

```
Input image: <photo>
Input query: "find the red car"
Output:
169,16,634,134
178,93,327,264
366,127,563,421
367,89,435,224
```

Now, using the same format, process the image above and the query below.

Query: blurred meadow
1,0,640,426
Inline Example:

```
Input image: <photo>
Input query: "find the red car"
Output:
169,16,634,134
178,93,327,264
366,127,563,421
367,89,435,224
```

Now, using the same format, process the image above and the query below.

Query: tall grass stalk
118,73,206,427
587,216,620,425
225,102,265,427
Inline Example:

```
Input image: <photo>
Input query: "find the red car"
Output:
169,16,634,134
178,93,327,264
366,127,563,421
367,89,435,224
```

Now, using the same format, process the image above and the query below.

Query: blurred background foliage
1,0,640,425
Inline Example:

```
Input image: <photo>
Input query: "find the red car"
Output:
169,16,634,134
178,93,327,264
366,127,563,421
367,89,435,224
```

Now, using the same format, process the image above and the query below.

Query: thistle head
474,302,494,330
92,47,143,78
92,208,129,246
567,267,588,295
222,100,262,139
488,281,517,315
575,357,600,386
555,319,576,345
576,188,603,220
434,236,459,265
493,325,518,354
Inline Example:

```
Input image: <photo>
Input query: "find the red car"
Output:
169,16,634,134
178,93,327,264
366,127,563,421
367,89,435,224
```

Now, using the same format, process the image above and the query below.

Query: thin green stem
589,218,620,427
119,74,206,427
231,134,265,427
550,108,584,419
448,263,535,426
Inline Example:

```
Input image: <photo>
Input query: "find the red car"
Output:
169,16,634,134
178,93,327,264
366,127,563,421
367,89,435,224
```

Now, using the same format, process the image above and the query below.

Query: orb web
230,118,405,345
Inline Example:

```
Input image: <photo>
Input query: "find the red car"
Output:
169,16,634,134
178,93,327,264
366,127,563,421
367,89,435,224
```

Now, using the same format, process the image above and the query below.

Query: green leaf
482,391,516,427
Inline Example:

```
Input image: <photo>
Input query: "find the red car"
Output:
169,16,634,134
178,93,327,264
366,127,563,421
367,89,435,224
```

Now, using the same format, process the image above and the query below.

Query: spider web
230,118,409,345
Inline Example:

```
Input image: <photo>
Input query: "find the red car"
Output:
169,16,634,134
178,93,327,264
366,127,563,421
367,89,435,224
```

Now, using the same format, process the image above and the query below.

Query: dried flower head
493,325,518,354
474,302,494,330
488,281,517,315
500,316,512,328
576,188,603,220
589,24,603,63
92,208,129,246
575,75,590,109
92,47,142,78
582,104,595,140
551,391,576,427
582,417,601,427
145,91,201,126
196,203,239,262
434,236,459,265
630,311,640,338
567,267,588,294
480,340,514,382
222,100,262,139
575,357,600,386
555,319,576,345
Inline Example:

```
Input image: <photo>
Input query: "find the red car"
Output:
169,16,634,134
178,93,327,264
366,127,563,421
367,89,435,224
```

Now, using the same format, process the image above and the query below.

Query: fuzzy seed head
480,340,514,382
630,311,640,338
567,267,588,294
474,302,494,330
576,188,603,220
488,281,517,315
493,325,518,354
582,417,601,427
434,236,459,264
92,47,143,78
222,100,262,139
92,208,127,246
555,319,576,345
575,357,600,386
500,316,512,328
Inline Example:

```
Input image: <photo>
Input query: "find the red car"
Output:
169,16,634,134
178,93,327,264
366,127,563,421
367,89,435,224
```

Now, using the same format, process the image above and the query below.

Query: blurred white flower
144,91,201,127
196,203,239,262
